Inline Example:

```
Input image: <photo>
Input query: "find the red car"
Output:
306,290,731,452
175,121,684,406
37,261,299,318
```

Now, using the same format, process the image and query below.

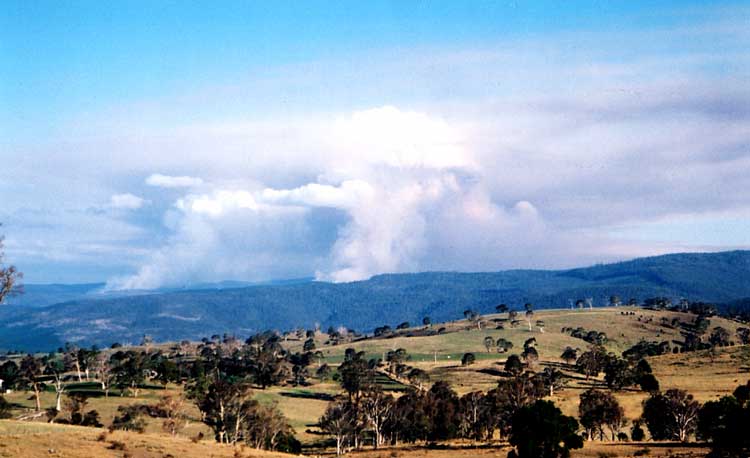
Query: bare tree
0,225,22,304
360,387,394,448
44,358,69,412
525,310,534,331
64,344,83,382
158,394,188,436
93,353,115,397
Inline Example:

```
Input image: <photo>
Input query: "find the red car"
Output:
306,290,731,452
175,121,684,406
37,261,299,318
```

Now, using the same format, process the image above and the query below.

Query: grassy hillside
3,250,750,351
0,307,746,458
0,421,294,458
301,307,746,391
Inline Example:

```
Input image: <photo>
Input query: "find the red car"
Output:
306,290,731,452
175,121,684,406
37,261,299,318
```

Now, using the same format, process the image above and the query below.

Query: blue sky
1,1,749,285
3,1,738,134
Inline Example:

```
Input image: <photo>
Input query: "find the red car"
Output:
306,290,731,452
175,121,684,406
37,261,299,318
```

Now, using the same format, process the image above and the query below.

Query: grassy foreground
1,307,747,457
0,420,293,458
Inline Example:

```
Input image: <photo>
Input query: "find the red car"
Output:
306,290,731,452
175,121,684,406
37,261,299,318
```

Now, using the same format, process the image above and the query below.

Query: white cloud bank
108,106,554,289
104,84,750,290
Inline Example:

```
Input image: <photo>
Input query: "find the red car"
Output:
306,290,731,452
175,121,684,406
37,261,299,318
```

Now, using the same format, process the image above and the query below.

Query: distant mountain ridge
6,278,316,308
2,250,749,351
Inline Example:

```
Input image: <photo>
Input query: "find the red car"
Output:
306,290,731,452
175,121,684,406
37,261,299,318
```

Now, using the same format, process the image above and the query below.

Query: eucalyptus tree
483,336,495,352
19,355,44,411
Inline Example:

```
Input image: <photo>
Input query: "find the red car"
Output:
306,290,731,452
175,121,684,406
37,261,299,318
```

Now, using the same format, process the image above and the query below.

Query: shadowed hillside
2,250,749,351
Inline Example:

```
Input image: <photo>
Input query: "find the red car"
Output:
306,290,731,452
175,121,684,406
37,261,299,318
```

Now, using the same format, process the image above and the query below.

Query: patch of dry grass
345,441,709,458
0,420,293,458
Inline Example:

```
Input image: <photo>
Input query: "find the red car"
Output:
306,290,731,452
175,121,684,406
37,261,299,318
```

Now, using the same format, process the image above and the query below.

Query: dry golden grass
345,441,710,458
0,420,293,458
2,383,214,439
253,384,338,444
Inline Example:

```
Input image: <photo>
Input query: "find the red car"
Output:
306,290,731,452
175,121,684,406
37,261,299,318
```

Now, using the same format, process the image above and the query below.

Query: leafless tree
360,387,394,448
0,225,22,304
158,394,188,436
64,344,83,382
93,353,115,397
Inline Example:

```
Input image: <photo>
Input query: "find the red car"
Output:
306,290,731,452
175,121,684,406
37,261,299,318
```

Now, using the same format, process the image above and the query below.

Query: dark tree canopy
642,389,700,442
461,352,476,366
508,400,583,458
578,389,625,441
504,354,524,375
698,380,750,457
561,347,578,365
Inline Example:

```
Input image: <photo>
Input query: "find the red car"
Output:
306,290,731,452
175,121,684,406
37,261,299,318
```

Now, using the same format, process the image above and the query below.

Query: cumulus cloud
109,193,147,210
107,188,315,290
110,106,546,288
145,174,204,188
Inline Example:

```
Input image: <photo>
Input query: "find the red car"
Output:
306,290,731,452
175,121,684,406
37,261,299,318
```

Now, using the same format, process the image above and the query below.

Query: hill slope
0,421,293,458
2,250,749,351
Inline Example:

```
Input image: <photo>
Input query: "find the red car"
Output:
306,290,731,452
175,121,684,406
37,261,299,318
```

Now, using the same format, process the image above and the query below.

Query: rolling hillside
0,307,744,458
2,250,749,351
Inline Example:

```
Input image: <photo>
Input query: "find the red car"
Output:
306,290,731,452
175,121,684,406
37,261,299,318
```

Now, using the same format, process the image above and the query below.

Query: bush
276,432,302,454
81,410,103,427
639,373,660,392
107,441,127,451
110,405,146,433
461,352,476,366
0,396,12,419
631,422,645,441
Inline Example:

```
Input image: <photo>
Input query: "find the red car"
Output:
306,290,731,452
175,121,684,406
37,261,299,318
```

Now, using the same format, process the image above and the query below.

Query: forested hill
2,250,749,351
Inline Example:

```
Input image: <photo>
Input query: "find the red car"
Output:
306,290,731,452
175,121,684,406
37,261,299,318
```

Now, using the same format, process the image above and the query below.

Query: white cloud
176,190,260,217
261,180,374,209
106,191,314,290
109,193,147,210
109,106,584,288
145,174,204,188
100,79,750,289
